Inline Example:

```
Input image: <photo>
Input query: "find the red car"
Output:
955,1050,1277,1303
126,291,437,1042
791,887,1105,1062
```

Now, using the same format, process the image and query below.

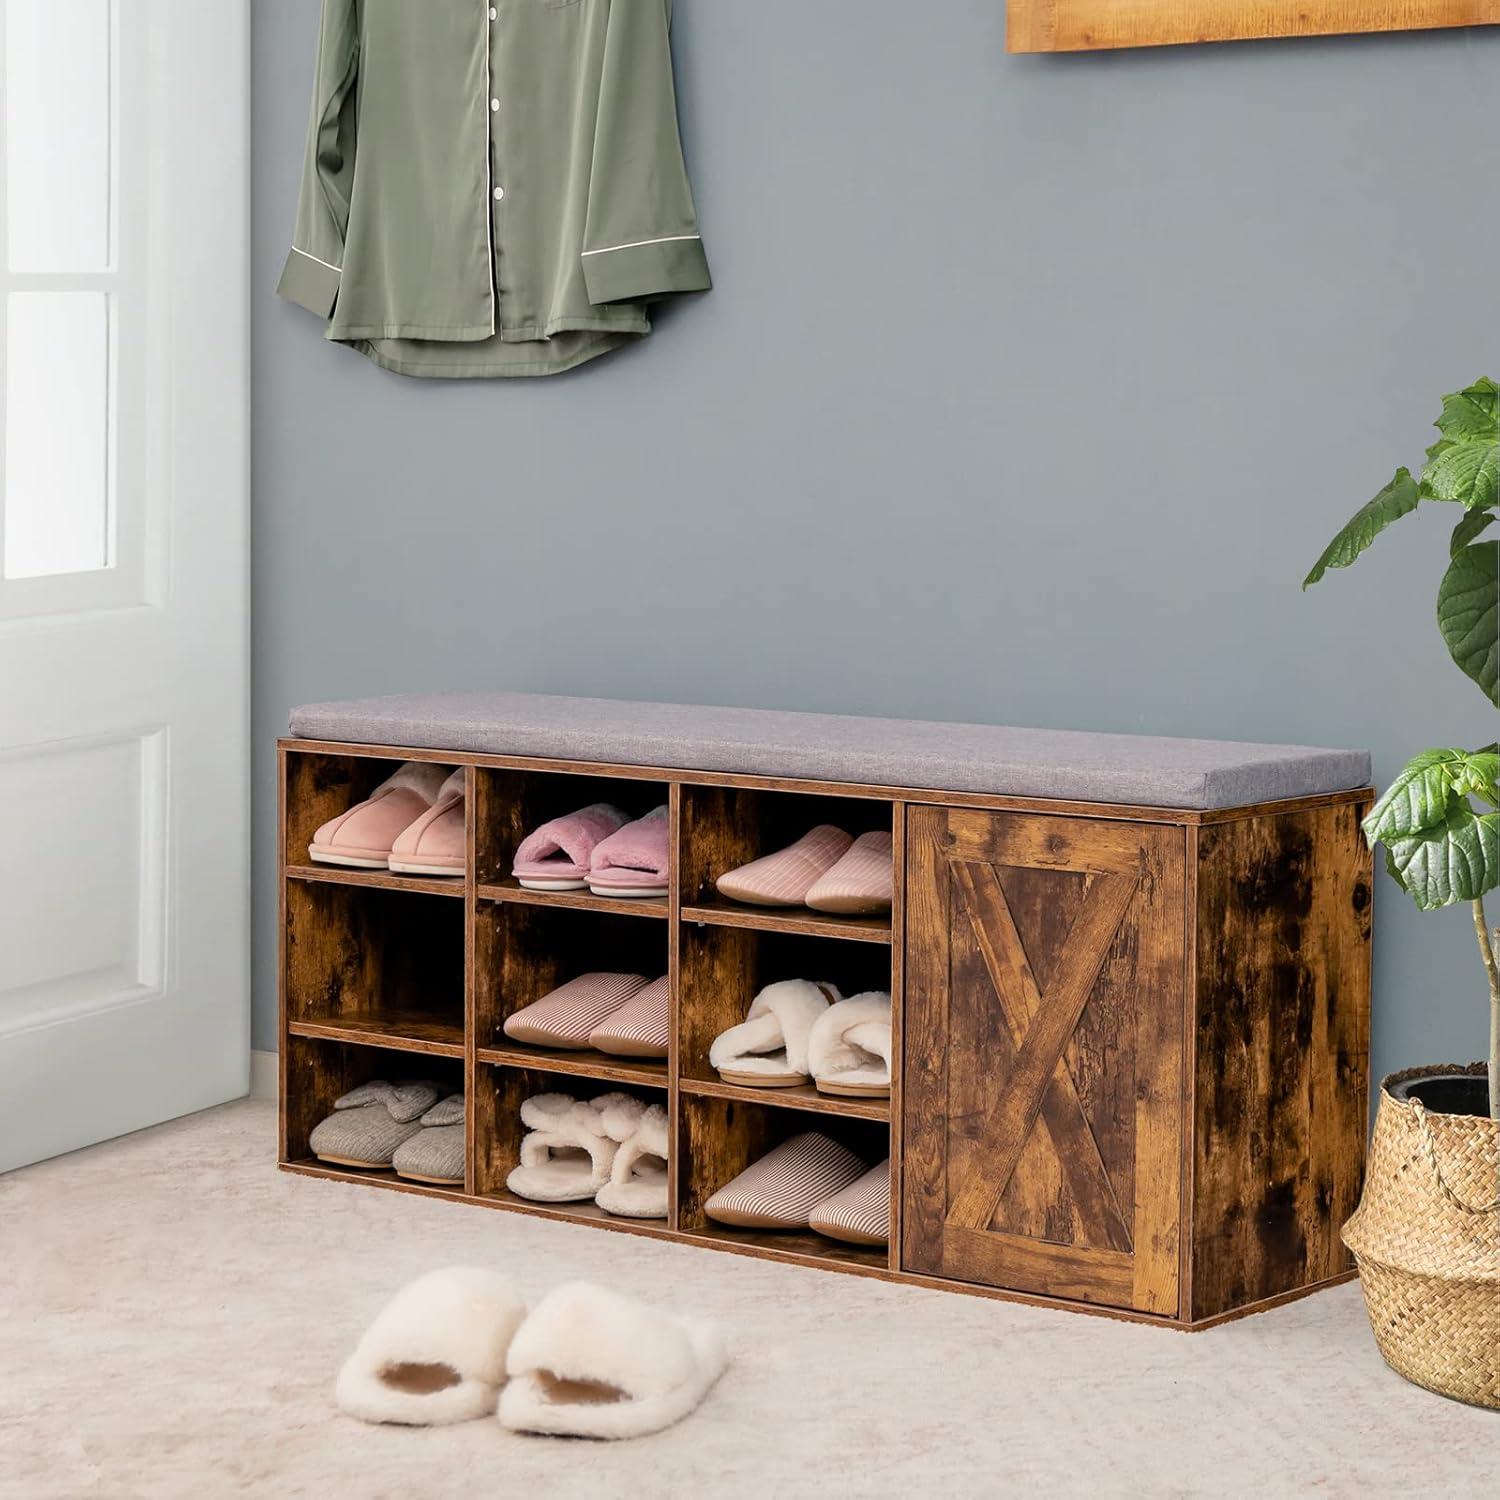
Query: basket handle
1410,1100,1500,1215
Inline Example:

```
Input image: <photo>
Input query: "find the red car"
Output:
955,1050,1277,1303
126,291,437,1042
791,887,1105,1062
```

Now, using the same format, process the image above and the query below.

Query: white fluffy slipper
506,1092,643,1203
807,991,893,1097
595,1101,669,1219
498,1282,727,1440
707,980,840,1088
335,1267,527,1426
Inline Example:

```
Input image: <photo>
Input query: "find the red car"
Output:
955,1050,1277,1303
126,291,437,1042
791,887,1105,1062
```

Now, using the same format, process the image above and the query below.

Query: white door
0,0,249,1172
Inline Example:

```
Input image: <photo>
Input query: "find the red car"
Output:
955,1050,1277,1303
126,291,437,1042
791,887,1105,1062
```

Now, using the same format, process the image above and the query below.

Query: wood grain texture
284,880,465,1043
903,807,1184,1315
679,898,892,944
1188,802,1373,1322
1007,0,1497,52
679,1076,890,1122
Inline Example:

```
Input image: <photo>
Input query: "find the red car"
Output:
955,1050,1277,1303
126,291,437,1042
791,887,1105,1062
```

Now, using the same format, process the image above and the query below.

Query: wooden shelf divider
286,863,466,899
679,1075,890,1123
476,879,669,920
680,898,892,945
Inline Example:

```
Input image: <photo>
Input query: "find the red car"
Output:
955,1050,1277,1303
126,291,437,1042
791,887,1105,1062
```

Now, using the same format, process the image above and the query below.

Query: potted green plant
1304,376,1498,1408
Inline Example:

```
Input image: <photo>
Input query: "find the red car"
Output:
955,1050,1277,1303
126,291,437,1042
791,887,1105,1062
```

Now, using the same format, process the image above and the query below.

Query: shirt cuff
582,235,710,306
277,246,342,319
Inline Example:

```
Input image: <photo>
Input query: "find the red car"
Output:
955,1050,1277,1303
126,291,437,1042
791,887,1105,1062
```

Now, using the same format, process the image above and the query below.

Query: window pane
6,0,112,271
4,291,112,579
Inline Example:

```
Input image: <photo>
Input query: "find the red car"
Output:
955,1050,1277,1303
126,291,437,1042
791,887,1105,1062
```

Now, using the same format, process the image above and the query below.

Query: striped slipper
807,992,893,1098
804,830,893,915
714,825,853,908
703,1132,866,1231
589,975,671,1059
808,1161,890,1247
707,979,838,1088
503,973,649,1050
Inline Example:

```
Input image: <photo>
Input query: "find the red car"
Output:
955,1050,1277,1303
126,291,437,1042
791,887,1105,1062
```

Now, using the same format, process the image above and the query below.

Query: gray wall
252,1,1500,1078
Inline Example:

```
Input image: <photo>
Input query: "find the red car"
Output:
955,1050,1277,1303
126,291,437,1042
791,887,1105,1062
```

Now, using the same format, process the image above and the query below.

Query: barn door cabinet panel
279,712,1372,1329
901,802,1372,1323
903,808,1185,1315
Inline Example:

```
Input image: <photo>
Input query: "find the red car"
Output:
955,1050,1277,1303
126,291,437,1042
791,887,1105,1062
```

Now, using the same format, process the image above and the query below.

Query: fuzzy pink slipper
388,768,466,877
512,803,629,891
715,826,853,908
309,763,451,870
588,806,671,899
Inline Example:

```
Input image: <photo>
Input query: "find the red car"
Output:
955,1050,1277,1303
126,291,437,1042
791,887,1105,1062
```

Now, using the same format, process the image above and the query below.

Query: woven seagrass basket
1343,1064,1500,1409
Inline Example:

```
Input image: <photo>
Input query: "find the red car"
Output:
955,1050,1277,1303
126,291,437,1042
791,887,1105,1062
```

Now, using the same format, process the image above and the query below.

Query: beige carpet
2,1100,1494,1499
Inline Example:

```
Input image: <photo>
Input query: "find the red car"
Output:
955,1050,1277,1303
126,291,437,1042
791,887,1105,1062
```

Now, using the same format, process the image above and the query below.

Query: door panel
0,0,249,1171
903,807,1185,1315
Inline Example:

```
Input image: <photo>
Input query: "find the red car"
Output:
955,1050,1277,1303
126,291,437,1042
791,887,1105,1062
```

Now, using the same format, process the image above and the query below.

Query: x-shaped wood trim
947,860,1138,1240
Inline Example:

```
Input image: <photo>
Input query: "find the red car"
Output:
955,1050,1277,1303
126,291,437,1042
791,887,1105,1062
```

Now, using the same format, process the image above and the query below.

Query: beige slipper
703,1132,866,1230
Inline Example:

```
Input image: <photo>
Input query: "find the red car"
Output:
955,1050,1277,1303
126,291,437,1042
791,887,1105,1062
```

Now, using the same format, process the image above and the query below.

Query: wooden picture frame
1007,0,1499,51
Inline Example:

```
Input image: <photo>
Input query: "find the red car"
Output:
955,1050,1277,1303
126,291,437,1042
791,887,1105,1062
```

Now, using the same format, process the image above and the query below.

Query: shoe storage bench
278,693,1374,1329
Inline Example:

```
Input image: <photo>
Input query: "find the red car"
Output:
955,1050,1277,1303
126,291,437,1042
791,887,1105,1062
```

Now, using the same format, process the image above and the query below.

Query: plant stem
1476,895,1500,1121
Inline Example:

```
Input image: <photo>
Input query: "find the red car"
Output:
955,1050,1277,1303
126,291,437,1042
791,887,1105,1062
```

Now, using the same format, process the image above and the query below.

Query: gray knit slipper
392,1094,466,1186
310,1080,442,1170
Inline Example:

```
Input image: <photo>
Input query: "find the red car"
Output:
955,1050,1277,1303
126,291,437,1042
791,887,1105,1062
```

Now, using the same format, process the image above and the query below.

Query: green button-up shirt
276,0,711,377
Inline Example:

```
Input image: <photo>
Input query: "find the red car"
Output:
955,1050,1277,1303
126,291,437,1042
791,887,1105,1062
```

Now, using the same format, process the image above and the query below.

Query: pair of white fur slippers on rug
337,1270,727,1439
507,1092,668,1218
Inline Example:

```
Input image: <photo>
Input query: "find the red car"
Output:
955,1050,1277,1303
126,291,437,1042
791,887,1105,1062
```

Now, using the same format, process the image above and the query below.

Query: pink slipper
588,806,670,899
804,830,893,914
309,763,451,869
502,973,650,1050
512,803,629,891
388,768,466,877
589,976,671,1059
715,826,852,908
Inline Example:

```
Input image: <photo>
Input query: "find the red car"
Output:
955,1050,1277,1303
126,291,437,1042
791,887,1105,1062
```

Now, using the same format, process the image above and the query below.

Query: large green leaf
1363,748,1500,842
1435,377,1500,441
1382,800,1500,910
1437,540,1499,706
1424,436,1499,510
1451,508,1495,556
1302,468,1421,588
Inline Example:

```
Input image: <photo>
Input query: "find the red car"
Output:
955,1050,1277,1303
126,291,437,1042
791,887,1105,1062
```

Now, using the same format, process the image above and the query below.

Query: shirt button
491,98,500,111
489,6,497,16
493,186,505,201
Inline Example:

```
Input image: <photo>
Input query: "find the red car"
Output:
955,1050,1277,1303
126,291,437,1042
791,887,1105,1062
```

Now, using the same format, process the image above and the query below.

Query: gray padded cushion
288,692,1370,811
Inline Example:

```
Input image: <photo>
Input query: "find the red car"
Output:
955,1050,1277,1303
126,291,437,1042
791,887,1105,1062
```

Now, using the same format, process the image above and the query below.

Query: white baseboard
249,1049,278,1100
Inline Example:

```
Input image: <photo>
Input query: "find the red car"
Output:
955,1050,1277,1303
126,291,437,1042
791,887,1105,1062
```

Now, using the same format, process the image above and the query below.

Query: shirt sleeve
581,0,711,306
275,0,360,320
